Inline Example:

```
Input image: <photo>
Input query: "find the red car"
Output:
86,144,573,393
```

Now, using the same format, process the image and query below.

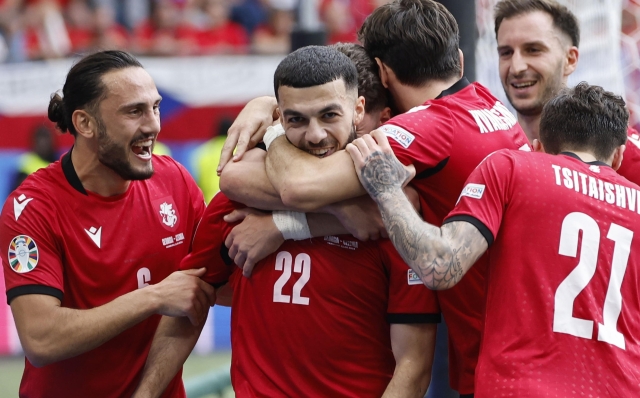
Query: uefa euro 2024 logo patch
8,235,38,273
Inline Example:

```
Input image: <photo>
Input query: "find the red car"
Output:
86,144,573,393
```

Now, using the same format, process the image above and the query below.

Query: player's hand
151,268,216,326
346,130,416,200
328,196,388,241
217,96,279,174
224,208,284,277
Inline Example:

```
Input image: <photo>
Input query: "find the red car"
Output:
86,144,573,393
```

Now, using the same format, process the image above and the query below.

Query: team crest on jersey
8,235,38,273
459,183,485,201
152,197,181,231
589,165,601,173
379,125,415,149
407,269,422,285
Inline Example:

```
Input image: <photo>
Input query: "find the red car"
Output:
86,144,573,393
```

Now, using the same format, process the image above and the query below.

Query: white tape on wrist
263,124,286,150
272,210,312,241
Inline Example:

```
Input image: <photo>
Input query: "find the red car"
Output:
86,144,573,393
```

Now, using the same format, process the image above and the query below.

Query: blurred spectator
197,0,249,54
321,0,379,44
252,0,295,54
64,0,94,53
191,118,231,203
12,126,57,190
132,0,198,56
230,0,268,35
23,1,72,59
92,3,129,51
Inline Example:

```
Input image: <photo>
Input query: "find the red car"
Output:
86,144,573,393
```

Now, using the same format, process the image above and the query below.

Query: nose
510,50,527,76
141,108,161,135
305,118,327,144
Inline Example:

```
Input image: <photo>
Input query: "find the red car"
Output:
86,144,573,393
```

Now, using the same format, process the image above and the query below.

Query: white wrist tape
263,124,286,150
272,210,312,241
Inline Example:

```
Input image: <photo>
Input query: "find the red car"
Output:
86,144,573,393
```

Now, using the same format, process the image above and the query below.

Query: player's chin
129,163,155,181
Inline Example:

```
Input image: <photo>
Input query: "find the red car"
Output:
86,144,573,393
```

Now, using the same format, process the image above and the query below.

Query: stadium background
0,0,638,396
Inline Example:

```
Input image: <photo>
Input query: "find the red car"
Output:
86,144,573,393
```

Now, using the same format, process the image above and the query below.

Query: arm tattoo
357,151,488,289
360,151,412,199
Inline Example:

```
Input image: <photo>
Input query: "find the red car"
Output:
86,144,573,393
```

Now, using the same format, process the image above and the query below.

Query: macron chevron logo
13,194,33,221
85,226,102,248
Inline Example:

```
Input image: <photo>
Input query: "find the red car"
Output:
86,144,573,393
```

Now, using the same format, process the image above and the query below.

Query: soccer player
133,46,439,398
218,1,530,396
0,50,214,397
494,0,640,185
348,82,640,397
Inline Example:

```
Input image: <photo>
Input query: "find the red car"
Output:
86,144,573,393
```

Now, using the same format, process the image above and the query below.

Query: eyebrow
118,96,163,111
282,103,344,118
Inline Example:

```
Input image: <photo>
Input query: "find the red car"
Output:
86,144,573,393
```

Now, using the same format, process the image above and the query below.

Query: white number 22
273,251,311,305
554,212,633,349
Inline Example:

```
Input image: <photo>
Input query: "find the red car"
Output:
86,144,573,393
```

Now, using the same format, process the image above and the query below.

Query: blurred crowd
0,0,390,62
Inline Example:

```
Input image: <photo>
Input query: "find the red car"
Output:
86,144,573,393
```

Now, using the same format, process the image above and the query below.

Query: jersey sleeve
1,187,64,304
617,127,640,186
379,104,454,176
380,240,441,324
179,192,239,287
443,149,517,245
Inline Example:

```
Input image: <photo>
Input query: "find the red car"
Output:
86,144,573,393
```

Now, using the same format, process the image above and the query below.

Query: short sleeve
379,104,454,176
179,192,239,287
380,240,441,324
1,187,64,304
617,127,640,186
443,149,517,245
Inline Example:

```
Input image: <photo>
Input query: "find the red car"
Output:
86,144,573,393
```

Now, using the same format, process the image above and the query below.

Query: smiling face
93,67,162,180
278,79,364,158
497,10,575,117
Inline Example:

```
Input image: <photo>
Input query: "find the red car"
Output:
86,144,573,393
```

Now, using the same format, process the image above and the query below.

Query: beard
95,115,154,181
505,67,565,117
297,121,358,156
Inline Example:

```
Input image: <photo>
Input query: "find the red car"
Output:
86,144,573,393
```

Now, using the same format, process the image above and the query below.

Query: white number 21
273,251,311,305
554,212,632,349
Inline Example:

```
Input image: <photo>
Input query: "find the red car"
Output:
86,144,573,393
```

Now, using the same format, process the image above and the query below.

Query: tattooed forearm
376,190,488,290
360,151,413,199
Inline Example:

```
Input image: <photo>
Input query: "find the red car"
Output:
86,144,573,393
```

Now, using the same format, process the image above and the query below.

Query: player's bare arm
347,131,488,290
266,135,368,211
217,96,279,174
383,323,436,398
219,148,289,210
10,268,214,367
133,315,207,398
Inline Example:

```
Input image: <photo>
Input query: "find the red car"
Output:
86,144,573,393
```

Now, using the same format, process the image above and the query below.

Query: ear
379,106,392,125
532,138,545,153
612,144,625,171
354,95,365,127
72,109,97,139
564,46,579,77
458,48,464,78
375,57,390,89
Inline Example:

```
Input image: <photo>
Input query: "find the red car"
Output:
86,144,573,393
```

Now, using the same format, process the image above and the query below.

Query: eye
130,108,141,116
498,49,512,58
322,112,338,119
527,47,541,54
287,116,303,124
153,104,160,113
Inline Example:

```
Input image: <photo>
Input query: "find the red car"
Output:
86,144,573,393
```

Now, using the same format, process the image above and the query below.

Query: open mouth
308,148,333,158
131,139,153,160
511,81,537,89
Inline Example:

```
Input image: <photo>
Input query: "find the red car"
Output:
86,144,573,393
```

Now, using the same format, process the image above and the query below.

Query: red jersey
180,193,440,397
379,78,531,394
446,150,640,397
1,152,205,398
617,127,640,186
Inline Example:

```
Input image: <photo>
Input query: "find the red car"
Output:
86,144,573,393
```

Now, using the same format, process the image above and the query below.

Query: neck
563,150,605,165
392,76,461,113
517,112,542,143
71,138,130,197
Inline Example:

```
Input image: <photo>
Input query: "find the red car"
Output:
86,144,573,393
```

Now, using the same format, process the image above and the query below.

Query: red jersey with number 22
180,193,441,397
446,150,640,397
379,78,531,394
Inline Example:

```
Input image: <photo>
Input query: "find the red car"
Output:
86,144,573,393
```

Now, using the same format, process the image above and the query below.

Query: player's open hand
217,96,279,174
224,208,285,277
152,268,216,326
346,130,416,201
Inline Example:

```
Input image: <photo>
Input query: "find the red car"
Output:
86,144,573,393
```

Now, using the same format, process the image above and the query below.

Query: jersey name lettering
468,101,517,134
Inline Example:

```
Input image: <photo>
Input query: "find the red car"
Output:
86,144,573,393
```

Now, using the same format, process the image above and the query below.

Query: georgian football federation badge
8,235,38,273
152,196,181,232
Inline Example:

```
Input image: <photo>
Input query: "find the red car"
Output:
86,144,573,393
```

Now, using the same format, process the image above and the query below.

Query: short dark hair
273,45,358,100
332,42,387,113
357,0,461,87
48,50,143,136
540,82,627,160
494,0,580,47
